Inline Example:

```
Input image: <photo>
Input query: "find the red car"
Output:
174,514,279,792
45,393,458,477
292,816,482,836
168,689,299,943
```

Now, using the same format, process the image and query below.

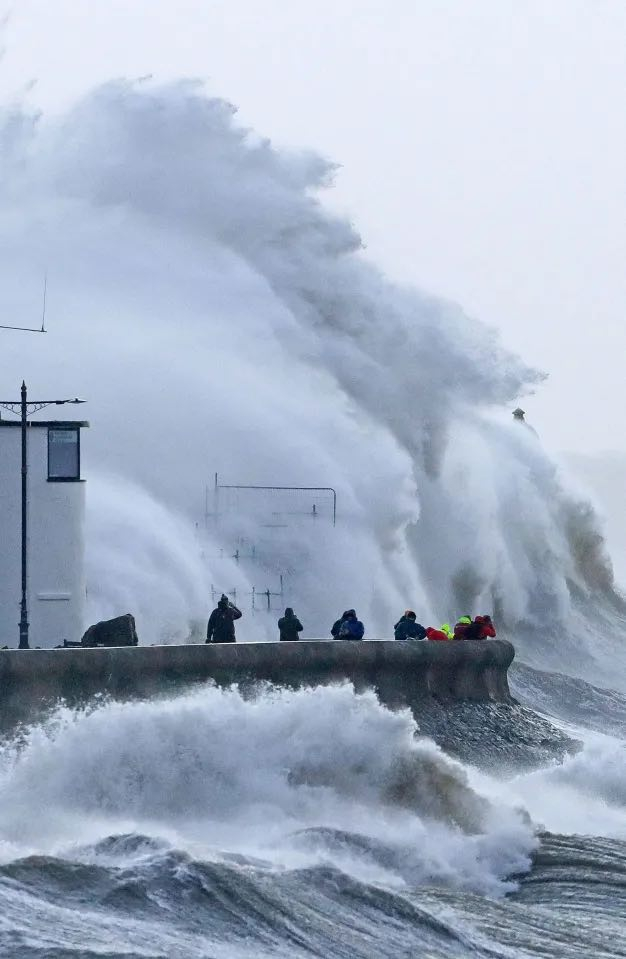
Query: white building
0,419,88,648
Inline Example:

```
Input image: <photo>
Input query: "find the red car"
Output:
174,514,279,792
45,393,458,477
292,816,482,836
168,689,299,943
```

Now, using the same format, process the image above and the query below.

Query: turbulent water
2,80,626,956
0,680,625,958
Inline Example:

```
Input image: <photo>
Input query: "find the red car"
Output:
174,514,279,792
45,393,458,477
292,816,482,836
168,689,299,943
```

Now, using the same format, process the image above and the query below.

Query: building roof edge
0,420,90,428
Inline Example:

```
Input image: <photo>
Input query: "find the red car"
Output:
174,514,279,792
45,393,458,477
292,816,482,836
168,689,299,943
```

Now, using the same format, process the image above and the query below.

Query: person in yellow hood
440,623,454,639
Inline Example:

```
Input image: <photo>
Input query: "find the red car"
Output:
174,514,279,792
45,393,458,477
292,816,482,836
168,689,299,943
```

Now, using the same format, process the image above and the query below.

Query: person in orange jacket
425,626,449,641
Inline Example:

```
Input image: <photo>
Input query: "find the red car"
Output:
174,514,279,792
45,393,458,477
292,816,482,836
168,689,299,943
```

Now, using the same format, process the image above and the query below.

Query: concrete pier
0,640,515,721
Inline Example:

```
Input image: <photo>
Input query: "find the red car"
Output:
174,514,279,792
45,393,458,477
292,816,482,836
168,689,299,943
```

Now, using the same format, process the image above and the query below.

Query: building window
48,428,80,481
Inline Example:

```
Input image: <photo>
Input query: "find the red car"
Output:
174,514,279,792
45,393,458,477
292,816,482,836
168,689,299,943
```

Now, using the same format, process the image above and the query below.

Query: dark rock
81,614,138,648
413,700,579,772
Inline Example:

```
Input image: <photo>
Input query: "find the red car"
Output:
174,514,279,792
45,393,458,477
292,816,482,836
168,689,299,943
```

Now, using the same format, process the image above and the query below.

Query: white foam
470,728,626,840
0,684,535,896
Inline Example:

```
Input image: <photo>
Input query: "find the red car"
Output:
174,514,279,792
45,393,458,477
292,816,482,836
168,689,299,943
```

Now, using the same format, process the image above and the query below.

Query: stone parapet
0,639,515,721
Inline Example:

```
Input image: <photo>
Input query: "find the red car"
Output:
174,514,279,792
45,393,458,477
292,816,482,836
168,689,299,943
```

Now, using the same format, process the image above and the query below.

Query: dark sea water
2,830,625,959
0,666,625,959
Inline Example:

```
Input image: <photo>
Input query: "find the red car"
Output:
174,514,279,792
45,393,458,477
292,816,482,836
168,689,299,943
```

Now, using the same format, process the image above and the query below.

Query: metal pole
19,381,29,649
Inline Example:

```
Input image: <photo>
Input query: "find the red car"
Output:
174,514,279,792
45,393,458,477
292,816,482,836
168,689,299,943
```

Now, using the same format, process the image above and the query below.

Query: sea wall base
0,639,515,724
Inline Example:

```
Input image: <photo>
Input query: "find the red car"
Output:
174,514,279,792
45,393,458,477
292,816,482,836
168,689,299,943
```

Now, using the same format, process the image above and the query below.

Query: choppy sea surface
1,660,625,959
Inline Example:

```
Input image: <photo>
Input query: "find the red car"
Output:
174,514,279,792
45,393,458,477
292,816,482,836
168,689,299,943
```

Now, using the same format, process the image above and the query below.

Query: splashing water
0,78,623,671
0,683,536,897
2,74,626,959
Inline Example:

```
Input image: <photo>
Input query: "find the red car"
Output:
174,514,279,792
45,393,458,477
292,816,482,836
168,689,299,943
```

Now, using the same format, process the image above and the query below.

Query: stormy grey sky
2,0,625,455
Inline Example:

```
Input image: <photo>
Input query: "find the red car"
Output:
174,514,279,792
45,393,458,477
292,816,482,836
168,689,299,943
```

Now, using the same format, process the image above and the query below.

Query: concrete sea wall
0,640,515,722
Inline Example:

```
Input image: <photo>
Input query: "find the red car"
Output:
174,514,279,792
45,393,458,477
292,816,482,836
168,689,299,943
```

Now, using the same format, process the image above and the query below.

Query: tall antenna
41,273,47,333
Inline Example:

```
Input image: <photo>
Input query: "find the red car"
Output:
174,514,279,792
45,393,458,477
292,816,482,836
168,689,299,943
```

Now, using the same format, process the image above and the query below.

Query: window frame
47,426,81,482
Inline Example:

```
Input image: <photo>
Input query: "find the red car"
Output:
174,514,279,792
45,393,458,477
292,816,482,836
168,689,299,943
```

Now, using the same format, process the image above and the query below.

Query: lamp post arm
0,399,85,417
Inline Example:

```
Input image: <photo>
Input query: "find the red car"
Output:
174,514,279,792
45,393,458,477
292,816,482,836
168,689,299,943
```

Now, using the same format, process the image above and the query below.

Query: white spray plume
0,79,622,669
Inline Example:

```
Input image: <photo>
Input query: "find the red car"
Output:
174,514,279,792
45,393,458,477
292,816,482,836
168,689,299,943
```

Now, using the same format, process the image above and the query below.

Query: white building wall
0,423,86,648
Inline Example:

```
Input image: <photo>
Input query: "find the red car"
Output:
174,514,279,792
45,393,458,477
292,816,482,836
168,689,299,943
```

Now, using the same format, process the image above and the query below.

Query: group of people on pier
206,594,496,644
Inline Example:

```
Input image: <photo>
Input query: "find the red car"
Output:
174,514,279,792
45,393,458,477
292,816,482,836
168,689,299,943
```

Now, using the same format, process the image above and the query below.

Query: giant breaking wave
1,79,623,681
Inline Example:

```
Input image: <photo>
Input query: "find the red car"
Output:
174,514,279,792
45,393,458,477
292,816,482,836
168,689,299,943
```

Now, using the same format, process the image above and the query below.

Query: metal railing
206,474,337,527
209,575,285,612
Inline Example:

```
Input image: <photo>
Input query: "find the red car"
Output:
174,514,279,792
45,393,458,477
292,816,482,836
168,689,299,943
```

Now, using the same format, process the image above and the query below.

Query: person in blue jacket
394,610,427,640
331,609,365,640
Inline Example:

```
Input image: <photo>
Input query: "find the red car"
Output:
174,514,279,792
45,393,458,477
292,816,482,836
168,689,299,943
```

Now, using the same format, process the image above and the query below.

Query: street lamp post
0,382,85,649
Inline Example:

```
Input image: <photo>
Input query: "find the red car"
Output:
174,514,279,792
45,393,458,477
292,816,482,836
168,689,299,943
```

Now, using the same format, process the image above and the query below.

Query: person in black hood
278,608,303,641
394,610,426,640
206,594,242,643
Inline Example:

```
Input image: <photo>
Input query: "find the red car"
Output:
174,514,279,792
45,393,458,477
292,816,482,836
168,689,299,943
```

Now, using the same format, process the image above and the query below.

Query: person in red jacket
466,615,496,640
425,626,449,641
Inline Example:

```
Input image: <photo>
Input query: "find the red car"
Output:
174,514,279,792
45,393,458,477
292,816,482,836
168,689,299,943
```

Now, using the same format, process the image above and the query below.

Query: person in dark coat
278,608,303,641
394,610,427,640
331,611,350,638
331,609,365,640
453,615,472,640
206,594,242,643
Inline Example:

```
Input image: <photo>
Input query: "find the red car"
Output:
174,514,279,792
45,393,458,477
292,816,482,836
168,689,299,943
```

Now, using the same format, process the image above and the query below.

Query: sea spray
0,683,535,895
0,79,622,675
84,473,260,644
511,734,626,838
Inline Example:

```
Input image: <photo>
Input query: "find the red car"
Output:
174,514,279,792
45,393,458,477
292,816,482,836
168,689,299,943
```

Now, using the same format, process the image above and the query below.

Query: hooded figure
278,608,303,642
206,594,242,643
331,611,350,638
332,609,364,640
453,616,472,640
394,611,427,640
473,615,496,640
425,626,449,642
440,623,454,640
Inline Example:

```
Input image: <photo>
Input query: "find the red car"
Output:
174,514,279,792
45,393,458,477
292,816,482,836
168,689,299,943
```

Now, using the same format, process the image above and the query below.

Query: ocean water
2,78,626,955
0,674,625,958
